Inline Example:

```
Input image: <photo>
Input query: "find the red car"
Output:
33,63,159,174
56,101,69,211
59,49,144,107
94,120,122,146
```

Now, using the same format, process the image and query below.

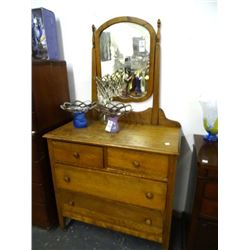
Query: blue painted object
134,76,142,94
73,112,87,128
203,132,218,142
32,7,60,60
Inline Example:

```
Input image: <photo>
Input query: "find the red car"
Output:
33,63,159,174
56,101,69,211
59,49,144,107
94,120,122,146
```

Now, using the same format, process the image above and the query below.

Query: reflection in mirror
100,23,150,100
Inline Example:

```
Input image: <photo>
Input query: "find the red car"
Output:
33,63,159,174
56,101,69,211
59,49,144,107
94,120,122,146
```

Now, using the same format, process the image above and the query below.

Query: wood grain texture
32,60,71,133
44,120,180,155
47,140,66,229
59,190,163,237
45,118,181,247
54,164,167,211
107,147,169,181
44,108,181,247
151,19,161,125
52,141,103,169
63,208,163,243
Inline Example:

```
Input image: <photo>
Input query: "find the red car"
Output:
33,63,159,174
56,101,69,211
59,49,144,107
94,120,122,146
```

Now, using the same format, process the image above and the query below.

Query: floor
32,217,186,250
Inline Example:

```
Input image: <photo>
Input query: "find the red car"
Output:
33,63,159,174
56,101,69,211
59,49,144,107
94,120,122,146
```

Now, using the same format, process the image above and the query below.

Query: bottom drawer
59,190,163,242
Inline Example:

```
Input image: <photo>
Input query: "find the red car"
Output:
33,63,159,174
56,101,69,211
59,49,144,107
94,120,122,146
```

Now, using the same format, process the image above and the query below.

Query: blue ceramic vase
73,112,87,128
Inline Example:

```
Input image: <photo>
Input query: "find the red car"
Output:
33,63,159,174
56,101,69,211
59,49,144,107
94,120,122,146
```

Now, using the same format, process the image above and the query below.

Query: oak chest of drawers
44,119,181,249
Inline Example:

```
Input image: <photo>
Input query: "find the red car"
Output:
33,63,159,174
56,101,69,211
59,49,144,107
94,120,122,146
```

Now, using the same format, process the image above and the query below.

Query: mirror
100,23,150,99
92,17,157,103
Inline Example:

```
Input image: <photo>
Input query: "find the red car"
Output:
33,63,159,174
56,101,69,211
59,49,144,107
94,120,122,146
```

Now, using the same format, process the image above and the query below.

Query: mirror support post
151,19,161,125
92,24,97,102
91,24,99,120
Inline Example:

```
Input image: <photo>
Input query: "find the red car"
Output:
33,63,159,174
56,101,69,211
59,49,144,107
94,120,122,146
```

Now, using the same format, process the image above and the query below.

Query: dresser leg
162,239,169,250
58,215,65,229
162,222,171,250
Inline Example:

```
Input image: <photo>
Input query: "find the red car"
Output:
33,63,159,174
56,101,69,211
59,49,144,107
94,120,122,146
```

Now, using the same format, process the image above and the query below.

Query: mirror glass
99,23,150,100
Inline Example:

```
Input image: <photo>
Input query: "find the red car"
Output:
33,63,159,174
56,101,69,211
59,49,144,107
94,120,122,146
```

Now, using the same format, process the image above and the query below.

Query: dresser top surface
44,120,181,155
194,134,218,167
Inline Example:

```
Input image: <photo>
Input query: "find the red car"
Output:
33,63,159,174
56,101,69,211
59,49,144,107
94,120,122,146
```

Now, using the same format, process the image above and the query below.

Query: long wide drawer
52,141,103,169
107,147,168,181
59,190,163,239
54,164,167,211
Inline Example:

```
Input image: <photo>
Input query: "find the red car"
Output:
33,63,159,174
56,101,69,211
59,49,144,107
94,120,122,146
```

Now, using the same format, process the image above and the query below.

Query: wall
31,0,217,212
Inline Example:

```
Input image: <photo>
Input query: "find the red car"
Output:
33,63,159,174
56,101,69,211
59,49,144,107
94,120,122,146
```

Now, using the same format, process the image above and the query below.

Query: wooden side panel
200,199,218,219
32,132,58,229
203,183,218,200
47,139,66,228
32,61,71,133
162,155,178,250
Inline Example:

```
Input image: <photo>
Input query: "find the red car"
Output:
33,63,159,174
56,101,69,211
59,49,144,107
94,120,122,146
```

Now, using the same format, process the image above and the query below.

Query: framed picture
133,37,146,56
100,32,111,61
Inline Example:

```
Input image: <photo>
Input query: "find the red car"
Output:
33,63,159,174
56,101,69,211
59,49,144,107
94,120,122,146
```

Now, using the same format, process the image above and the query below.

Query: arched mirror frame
92,17,157,103
92,17,180,127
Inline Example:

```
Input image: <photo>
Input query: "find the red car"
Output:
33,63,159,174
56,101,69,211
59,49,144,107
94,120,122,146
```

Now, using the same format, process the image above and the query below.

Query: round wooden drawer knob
73,152,80,159
64,176,70,183
69,201,75,206
133,160,140,168
145,218,152,225
145,192,154,199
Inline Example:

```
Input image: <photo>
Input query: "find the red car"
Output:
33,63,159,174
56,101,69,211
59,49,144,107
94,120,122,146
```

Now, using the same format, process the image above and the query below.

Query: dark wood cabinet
32,60,72,229
187,134,218,250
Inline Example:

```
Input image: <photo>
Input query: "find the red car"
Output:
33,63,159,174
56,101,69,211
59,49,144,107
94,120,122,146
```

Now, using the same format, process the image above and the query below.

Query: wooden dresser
44,17,182,249
187,134,218,250
44,114,181,249
32,60,71,229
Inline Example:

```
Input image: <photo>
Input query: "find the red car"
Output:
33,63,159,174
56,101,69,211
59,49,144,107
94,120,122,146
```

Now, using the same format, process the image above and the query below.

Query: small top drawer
52,141,103,169
107,148,168,181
